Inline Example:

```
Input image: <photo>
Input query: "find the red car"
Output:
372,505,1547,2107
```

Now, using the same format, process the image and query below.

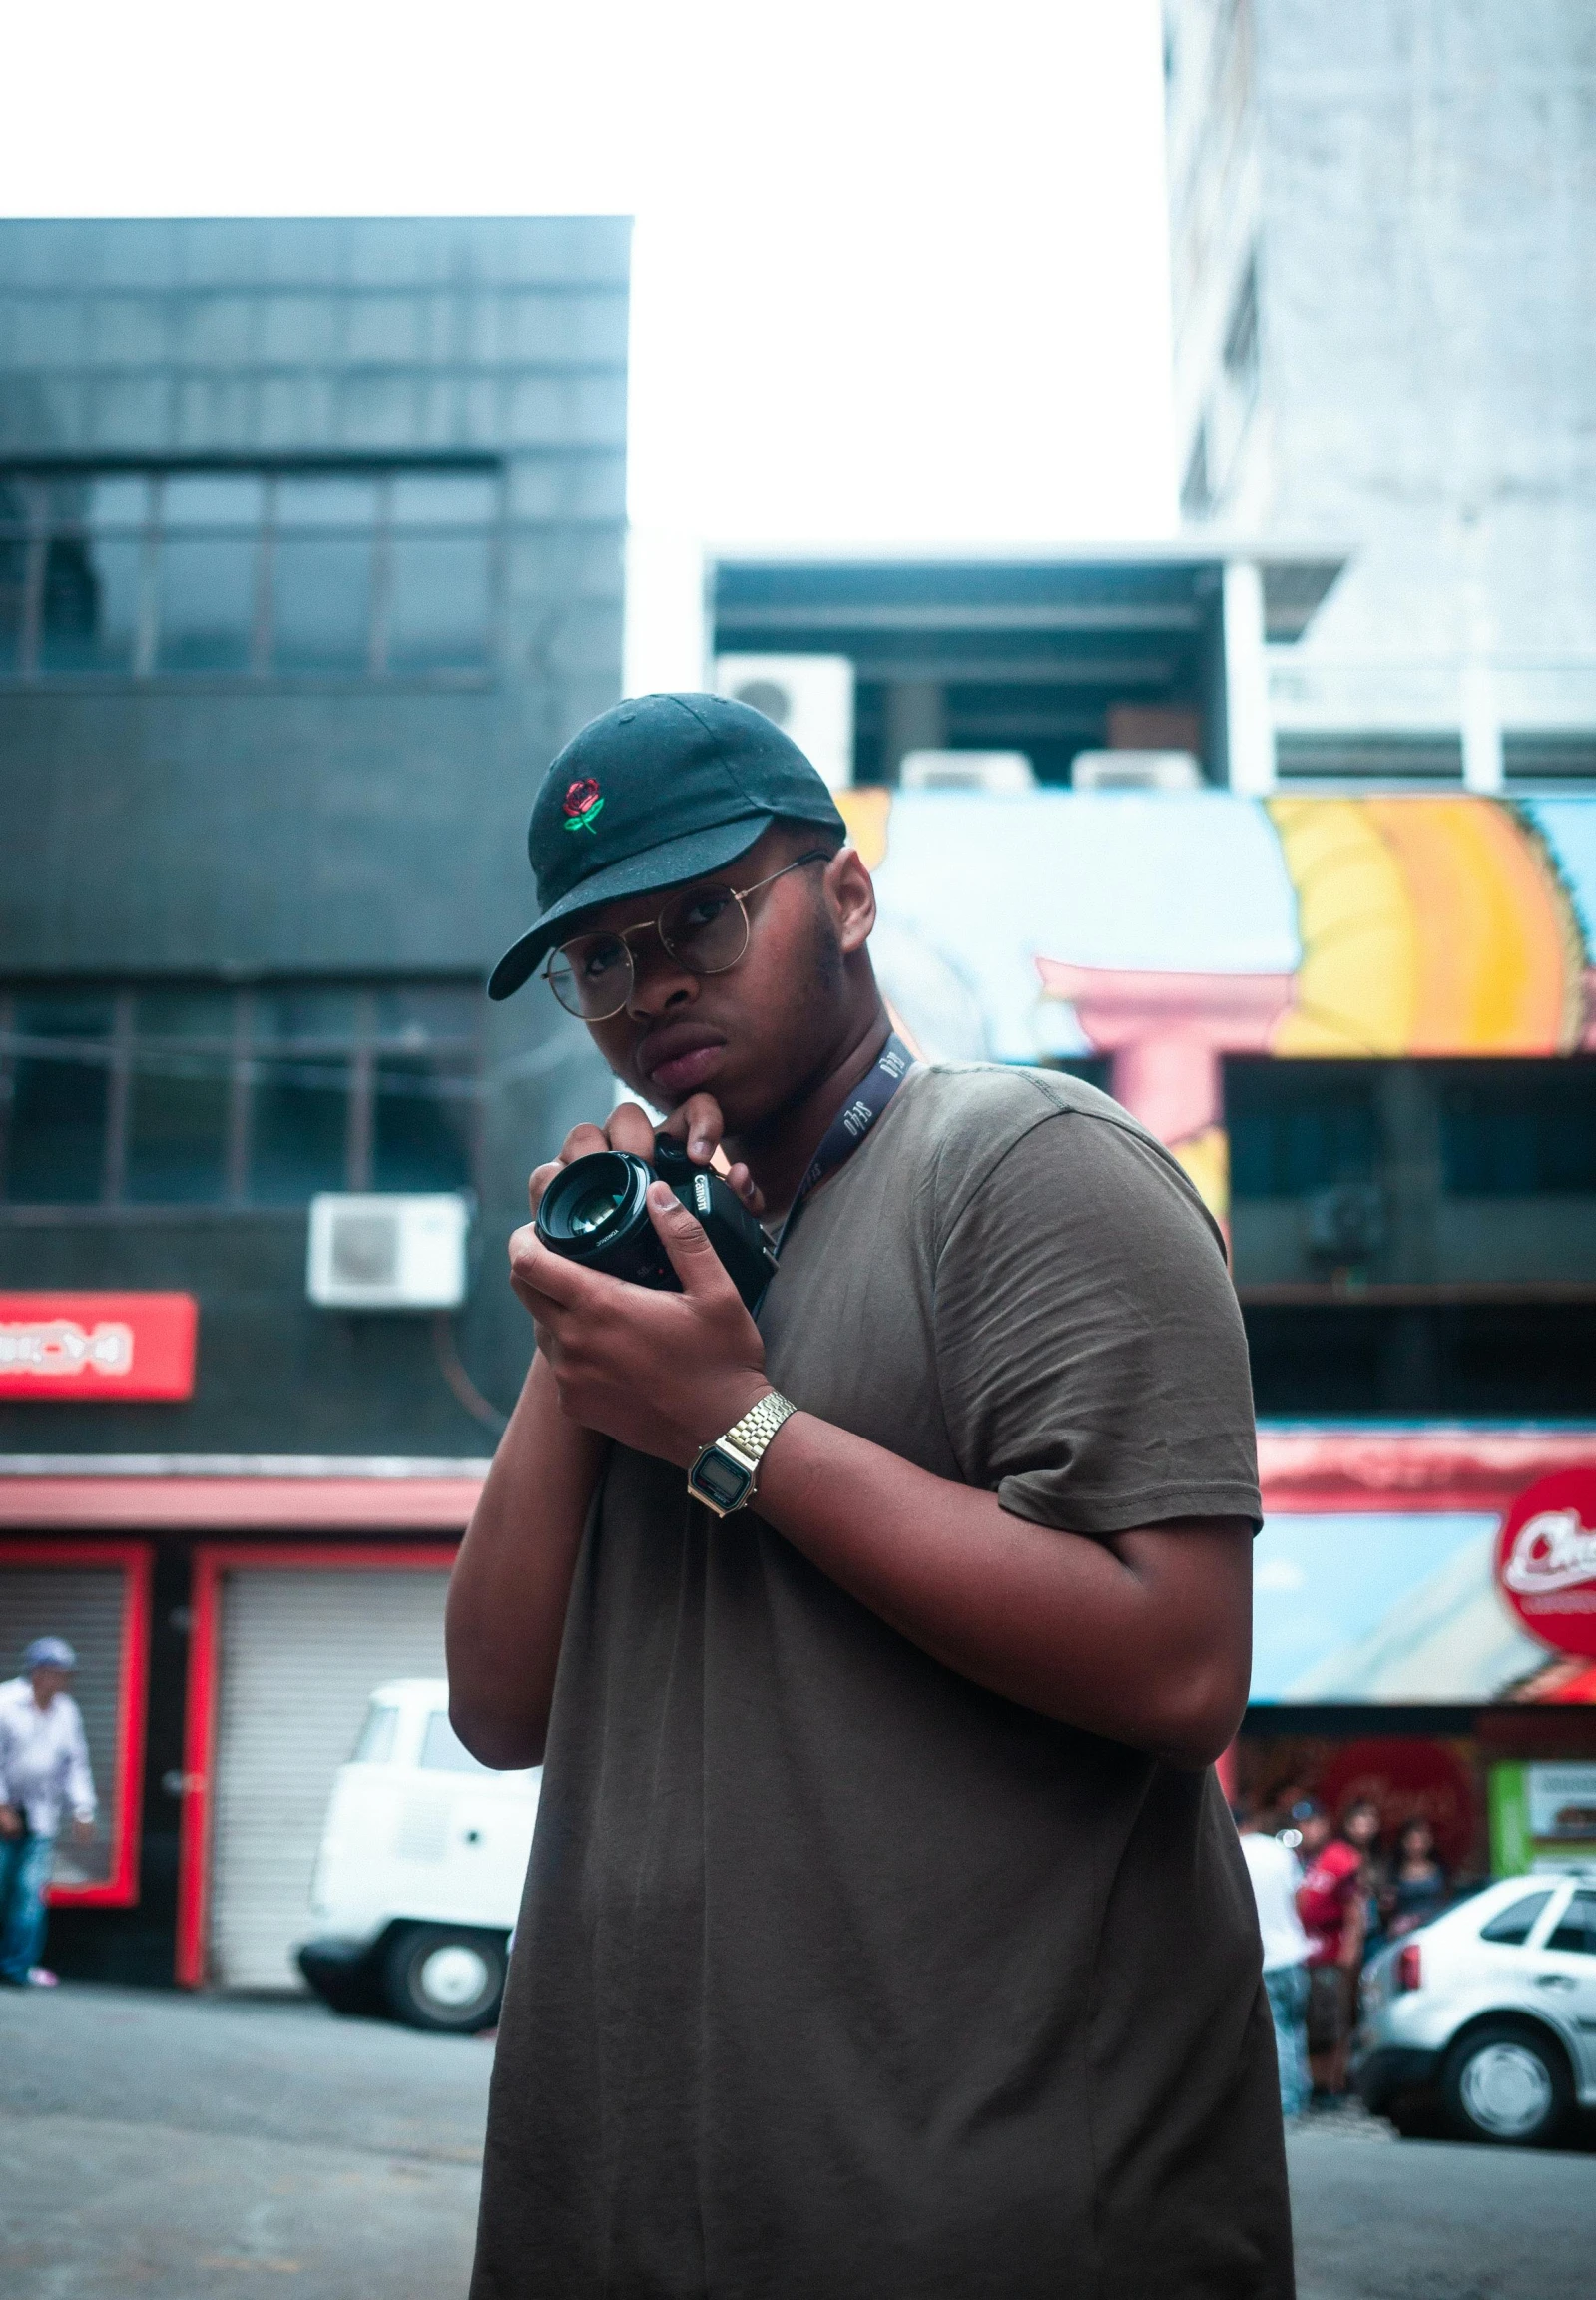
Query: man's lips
638,1023,727,1096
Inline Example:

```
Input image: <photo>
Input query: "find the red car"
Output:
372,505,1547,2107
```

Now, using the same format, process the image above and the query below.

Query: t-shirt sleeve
931,1109,1262,1535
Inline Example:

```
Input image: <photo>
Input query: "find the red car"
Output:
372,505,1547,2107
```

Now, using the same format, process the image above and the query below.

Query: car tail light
1395,1943,1422,1994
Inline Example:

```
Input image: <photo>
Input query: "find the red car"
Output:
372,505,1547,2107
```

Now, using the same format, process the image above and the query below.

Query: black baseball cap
488,692,846,1000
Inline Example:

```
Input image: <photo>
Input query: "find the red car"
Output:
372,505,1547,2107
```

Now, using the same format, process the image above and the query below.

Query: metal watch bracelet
687,1390,798,1516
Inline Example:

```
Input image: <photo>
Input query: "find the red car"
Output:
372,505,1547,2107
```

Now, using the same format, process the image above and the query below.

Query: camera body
535,1133,779,1315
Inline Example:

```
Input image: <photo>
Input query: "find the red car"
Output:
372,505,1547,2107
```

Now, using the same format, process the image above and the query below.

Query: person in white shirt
0,1636,97,1989
1237,1802,1312,2120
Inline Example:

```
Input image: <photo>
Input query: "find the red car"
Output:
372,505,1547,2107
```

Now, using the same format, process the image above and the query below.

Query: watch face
693,1447,754,1511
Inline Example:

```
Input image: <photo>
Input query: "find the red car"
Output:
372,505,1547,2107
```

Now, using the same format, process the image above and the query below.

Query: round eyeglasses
544,851,830,1021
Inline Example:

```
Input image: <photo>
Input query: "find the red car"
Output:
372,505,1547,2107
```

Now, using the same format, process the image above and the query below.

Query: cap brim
487,815,775,1000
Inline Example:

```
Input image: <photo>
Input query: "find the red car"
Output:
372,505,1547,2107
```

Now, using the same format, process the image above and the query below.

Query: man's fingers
660,1092,726,1165
645,1180,737,1299
723,1160,765,1214
606,1100,659,1159
527,1159,564,1217
508,1222,593,1310
558,1121,613,1166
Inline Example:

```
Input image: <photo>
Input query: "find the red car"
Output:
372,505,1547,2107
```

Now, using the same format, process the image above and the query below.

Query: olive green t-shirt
472,1064,1292,2300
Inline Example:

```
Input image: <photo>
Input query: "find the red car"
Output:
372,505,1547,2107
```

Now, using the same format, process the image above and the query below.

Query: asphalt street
1,1983,1591,2299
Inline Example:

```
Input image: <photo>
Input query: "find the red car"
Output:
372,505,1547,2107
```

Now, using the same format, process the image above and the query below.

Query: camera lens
567,1182,625,1236
536,1148,656,1273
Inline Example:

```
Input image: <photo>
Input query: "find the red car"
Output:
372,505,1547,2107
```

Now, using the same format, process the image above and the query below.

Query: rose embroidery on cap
562,777,604,834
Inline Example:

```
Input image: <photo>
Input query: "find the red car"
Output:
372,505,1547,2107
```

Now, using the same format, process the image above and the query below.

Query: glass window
351,1701,399,1766
1441,1061,1596,1196
156,475,263,675
4,995,115,1203
1227,1061,1379,1199
125,990,234,1204
34,478,147,678
1479,1891,1552,1946
370,987,478,1192
419,1709,490,1773
1546,1889,1596,1958
248,989,354,1202
386,474,494,674
270,476,376,674
0,479,31,676
387,534,492,673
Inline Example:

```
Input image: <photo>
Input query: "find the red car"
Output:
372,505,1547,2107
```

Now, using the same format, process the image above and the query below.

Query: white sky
4,2,1177,677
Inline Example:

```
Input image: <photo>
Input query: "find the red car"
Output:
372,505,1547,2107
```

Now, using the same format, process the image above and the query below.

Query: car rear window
1546,1889,1596,1958
1479,1890,1552,1946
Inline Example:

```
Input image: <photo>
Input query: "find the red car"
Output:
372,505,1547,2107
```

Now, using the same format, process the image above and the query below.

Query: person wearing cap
450,696,1288,2298
0,1636,97,1989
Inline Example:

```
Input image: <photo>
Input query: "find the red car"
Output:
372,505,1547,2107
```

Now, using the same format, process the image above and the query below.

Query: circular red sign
1494,1469,1596,1662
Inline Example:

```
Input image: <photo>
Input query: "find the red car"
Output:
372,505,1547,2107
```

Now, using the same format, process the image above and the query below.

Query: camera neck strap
774,1032,914,1255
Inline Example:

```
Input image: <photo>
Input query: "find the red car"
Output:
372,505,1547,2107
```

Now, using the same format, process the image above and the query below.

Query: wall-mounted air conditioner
1072,750,1203,792
898,750,1036,795
306,1194,470,1312
714,654,854,789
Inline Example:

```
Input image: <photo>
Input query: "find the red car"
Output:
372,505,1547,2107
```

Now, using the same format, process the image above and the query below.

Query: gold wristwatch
688,1391,798,1517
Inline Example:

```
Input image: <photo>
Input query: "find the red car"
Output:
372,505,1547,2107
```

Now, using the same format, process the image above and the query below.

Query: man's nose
624,940,700,1018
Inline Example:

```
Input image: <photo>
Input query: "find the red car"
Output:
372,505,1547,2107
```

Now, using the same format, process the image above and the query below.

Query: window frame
0,458,504,688
0,978,485,1213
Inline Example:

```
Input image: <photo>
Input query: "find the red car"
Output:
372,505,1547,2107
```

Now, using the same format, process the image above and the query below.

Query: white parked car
296,1678,539,2033
1355,1867,1596,2145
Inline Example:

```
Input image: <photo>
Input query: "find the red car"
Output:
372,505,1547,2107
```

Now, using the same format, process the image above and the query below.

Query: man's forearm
751,1414,1253,1767
446,1352,608,1767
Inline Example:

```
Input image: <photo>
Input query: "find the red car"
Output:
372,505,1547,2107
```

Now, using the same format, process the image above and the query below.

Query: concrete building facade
1164,0,1596,788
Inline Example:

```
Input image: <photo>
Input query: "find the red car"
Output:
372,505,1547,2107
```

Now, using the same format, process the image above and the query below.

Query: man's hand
525,1091,764,1232
0,1803,22,1839
511,1181,772,1466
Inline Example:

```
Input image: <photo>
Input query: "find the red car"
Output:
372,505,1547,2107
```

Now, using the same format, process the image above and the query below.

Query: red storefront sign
1495,1470,1596,1663
0,1292,198,1401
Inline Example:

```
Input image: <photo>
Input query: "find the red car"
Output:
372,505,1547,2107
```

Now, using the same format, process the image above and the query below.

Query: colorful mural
839,789,1596,1217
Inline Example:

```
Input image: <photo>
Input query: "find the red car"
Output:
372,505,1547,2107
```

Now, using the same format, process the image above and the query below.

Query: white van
296,1678,539,2033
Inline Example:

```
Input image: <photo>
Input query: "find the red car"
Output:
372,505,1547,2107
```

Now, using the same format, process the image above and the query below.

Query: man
0,1636,97,1989
449,695,1291,2297
1296,1800,1368,2101
1238,1802,1312,2121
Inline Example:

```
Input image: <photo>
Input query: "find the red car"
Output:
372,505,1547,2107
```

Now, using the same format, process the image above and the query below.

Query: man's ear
825,846,876,955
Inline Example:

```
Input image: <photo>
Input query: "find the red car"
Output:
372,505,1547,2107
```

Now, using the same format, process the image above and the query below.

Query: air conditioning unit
714,654,854,789
306,1194,470,1312
1072,750,1203,792
898,750,1036,795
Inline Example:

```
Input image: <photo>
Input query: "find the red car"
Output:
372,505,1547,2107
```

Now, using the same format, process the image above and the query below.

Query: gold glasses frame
543,849,831,1020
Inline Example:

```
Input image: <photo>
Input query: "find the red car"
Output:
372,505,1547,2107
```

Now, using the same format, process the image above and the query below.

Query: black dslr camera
535,1133,779,1314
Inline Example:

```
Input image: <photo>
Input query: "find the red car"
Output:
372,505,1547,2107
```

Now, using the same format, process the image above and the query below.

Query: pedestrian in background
1341,1796,1385,1968
1238,1802,1312,2120
1384,1815,1449,1939
1297,1800,1366,2101
0,1637,97,1989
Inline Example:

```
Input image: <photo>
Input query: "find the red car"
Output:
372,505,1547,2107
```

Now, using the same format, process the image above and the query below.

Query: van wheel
382,1925,506,2033
1440,2021,1572,2146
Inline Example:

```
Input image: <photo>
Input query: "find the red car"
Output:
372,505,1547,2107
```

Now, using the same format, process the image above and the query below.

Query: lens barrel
535,1149,672,1286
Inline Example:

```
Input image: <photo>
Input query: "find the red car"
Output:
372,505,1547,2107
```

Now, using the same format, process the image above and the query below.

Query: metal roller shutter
0,1561,128,1891
210,1566,451,1990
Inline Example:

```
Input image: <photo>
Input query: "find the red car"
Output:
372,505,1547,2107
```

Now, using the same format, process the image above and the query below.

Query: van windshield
420,1709,491,1774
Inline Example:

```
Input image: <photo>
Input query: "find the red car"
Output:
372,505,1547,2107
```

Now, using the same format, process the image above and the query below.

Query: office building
0,217,626,1985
